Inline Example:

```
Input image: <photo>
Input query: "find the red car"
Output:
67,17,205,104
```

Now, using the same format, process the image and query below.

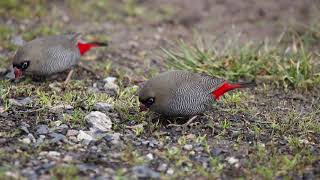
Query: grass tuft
163,37,320,89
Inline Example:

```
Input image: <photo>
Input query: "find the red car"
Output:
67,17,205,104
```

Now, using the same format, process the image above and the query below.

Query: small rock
52,120,63,127
9,97,32,106
49,133,66,143
132,165,160,179
183,144,193,151
4,66,14,79
85,111,112,132
93,102,113,112
157,163,167,172
11,35,25,46
211,147,224,156
49,104,73,113
103,133,121,145
39,151,48,156
103,77,119,91
166,168,174,175
77,164,98,173
20,123,30,134
21,137,31,144
54,124,69,134
146,153,154,160
36,125,49,135
226,156,240,168
21,168,37,180
0,138,7,144
77,130,95,142
0,106,4,113
36,135,46,146
63,155,73,162
47,151,61,158
28,133,36,143
66,129,79,136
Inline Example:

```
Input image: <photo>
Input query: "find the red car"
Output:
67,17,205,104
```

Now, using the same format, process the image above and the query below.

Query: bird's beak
14,67,22,79
139,104,148,112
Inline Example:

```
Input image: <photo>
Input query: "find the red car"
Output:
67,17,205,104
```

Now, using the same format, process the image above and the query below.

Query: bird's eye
146,97,155,105
20,61,29,70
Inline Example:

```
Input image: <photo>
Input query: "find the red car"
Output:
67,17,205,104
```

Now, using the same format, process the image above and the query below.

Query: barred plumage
139,70,225,117
12,33,107,78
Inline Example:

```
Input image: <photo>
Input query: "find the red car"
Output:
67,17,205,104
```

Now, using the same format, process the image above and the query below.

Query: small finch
138,70,255,117
11,33,108,79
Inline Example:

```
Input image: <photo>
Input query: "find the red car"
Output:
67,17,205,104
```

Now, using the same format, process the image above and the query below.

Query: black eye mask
13,61,30,71
140,97,155,107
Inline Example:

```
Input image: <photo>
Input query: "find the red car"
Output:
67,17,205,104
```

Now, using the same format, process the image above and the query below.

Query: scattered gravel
132,165,160,179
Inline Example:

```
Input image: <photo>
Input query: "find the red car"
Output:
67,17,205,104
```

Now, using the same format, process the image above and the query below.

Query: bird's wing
197,73,225,94
46,45,74,58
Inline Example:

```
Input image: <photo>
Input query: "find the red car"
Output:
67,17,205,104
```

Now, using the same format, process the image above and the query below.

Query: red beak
139,104,148,112
14,67,23,79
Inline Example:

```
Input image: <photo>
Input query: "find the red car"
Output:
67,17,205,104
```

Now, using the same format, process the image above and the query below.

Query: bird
138,70,255,119
11,33,108,82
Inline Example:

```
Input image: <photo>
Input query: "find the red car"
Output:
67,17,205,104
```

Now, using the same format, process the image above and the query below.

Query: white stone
85,111,112,132
226,156,240,168
48,151,61,158
49,104,73,113
21,137,31,144
166,168,174,175
103,77,119,91
77,130,95,141
183,144,193,151
146,153,154,160
66,129,79,136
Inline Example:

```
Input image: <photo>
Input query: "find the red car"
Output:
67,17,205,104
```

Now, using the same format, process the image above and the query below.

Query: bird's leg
64,69,74,84
168,115,198,127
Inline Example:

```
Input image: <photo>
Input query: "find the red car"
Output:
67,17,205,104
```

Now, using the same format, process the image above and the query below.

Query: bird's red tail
77,42,108,55
212,82,256,100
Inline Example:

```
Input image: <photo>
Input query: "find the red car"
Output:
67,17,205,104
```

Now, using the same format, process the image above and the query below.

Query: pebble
63,155,73,162
146,153,154,160
49,133,66,143
85,111,112,132
36,125,49,135
20,122,30,134
11,35,25,46
132,165,160,179
103,77,119,91
0,106,4,113
54,124,69,135
36,135,46,146
226,156,240,168
9,97,33,106
66,129,79,136
49,104,73,113
93,102,113,112
157,163,167,172
103,133,121,145
77,130,95,141
52,120,63,127
166,168,174,175
47,151,61,158
21,137,31,144
183,144,193,151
